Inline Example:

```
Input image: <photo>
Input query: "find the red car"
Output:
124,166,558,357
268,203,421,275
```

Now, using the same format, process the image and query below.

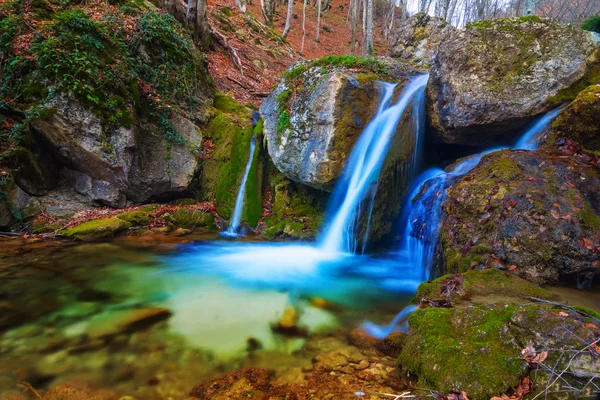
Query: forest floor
206,0,389,105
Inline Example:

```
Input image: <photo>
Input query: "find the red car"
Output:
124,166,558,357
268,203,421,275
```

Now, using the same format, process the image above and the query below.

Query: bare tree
301,0,307,53
316,0,322,42
236,0,247,12
283,0,294,38
365,0,374,54
350,0,359,54
261,0,276,26
182,0,210,47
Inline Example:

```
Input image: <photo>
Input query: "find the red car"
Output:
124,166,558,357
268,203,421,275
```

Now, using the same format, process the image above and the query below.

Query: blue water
221,136,257,238
319,75,429,254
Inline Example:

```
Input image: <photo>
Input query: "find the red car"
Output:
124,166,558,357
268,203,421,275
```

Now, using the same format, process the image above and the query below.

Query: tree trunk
301,0,307,53
316,0,322,42
236,0,247,12
350,0,358,54
283,0,294,38
184,0,210,48
365,0,373,55
361,0,367,55
522,0,534,15
261,0,276,26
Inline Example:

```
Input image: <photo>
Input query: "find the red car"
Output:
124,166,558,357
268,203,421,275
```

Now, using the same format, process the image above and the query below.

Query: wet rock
347,327,379,349
272,307,308,337
188,368,273,400
439,150,600,285
9,146,57,196
376,332,406,357
57,218,132,241
43,382,118,400
544,84,600,152
92,180,126,208
261,57,422,191
390,13,455,66
171,208,214,230
427,17,600,146
86,307,172,339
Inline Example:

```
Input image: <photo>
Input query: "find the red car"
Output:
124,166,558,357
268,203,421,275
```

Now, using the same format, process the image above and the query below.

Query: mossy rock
116,210,152,226
439,149,600,285
58,218,132,240
398,305,527,399
415,269,557,305
545,84,600,152
171,208,215,230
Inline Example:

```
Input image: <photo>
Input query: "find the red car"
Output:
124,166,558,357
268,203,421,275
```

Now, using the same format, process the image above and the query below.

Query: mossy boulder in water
439,149,600,284
260,56,423,191
57,218,132,240
390,13,456,66
427,17,600,147
171,208,215,230
544,84,600,153
398,300,599,399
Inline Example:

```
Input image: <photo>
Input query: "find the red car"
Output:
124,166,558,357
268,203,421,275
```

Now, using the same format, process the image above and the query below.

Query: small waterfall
319,74,430,254
364,106,564,338
222,136,257,238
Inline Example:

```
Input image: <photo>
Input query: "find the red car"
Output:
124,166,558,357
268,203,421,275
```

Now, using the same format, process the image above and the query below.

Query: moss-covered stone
399,305,526,399
439,149,600,284
545,84,600,152
171,208,215,230
58,218,132,240
116,210,152,226
416,269,556,305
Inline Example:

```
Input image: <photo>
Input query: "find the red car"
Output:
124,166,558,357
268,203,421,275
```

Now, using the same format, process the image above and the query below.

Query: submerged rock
439,149,600,284
427,17,600,146
390,13,455,66
544,84,600,152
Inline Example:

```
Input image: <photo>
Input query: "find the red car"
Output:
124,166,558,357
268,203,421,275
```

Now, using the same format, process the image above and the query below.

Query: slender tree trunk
361,0,367,55
350,0,358,54
261,0,276,26
522,0,534,15
236,0,247,12
316,0,322,42
365,0,373,55
301,0,307,53
283,0,294,38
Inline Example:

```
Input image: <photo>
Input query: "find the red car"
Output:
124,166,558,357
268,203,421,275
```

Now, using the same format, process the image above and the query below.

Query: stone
85,307,172,339
57,218,132,241
260,57,422,191
32,92,135,189
42,382,119,400
188,368,274,400
426,17,600,146
439,149,600,284
543,84,600,152
92,180,126,208
390,13,455,66
9,146,57,196
126,113,202,202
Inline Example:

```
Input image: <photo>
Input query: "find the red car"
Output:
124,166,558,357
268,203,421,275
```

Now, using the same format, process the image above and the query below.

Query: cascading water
221,136,257,238
363,107,564,338
319,74,430,254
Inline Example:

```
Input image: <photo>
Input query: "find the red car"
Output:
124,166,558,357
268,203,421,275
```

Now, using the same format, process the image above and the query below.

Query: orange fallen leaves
508,265,517,271
585,323,598,329
556,311,569,317
521,343,548,367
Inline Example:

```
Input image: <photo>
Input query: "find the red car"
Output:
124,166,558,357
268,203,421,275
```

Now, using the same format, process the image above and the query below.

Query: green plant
581,15,600,33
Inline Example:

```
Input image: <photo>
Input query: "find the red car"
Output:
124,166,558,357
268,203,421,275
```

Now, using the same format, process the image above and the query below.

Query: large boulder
390,13,455,66
543,84,600,152
260,57,423,191
427,17,600,147
438,149,600,284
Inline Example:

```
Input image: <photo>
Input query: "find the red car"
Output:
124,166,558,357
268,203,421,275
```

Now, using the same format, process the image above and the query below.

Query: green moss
577,202,600,231
547,51,600,107
581,15,600,33
416,269,555,303
572,305,600,322
214,93,248,116
116,210,152,226
171,208,214,230
398,305,526,399
32,219,66,234
58,218,132,240
242,122,264,227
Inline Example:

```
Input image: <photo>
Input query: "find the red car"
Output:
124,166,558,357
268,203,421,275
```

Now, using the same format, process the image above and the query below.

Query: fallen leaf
551,209,560,219
557,311,569,317
586,323,599,329
508,265,517,271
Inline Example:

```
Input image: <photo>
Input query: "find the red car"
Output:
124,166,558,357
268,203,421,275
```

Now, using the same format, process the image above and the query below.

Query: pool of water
0,235,417,399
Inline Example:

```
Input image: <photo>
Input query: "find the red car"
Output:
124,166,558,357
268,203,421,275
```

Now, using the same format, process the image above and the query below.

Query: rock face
390,13,455,66
439,149,600,284
544,84,600,152
260,57,423,191
427,17,600,147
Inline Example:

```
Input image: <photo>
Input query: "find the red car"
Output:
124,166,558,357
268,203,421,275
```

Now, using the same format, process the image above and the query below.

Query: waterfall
363,107,565,339
319,74,430,254
222,136,257,238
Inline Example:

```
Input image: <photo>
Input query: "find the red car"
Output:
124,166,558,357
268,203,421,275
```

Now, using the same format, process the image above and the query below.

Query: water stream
221,136,257,237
